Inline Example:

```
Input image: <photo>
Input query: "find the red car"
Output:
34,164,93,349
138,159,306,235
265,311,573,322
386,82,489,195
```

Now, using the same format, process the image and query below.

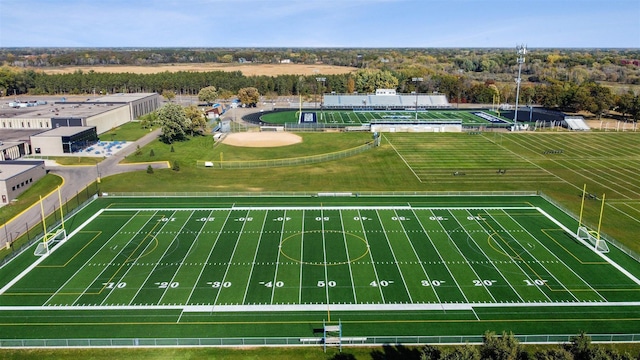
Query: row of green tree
3,48,640,85
1,66,639,121
336,332,639,360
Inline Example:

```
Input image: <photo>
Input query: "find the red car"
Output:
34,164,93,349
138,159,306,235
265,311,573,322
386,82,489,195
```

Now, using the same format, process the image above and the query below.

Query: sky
0,0,639,48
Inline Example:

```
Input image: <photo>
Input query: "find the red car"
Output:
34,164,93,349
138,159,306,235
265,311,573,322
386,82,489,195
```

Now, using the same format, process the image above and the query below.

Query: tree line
337,332,639,360
1,63,639,121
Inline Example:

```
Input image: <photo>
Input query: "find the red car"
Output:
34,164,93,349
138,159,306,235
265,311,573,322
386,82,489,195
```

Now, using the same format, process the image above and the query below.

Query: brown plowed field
28,63,357,76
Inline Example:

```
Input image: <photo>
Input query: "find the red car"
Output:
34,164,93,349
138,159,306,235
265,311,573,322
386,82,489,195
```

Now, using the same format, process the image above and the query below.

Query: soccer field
260,109,511,126
0,194,639,345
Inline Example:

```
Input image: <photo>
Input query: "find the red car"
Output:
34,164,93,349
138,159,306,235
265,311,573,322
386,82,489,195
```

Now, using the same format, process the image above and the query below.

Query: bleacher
323,93,451,109
564,116,590,131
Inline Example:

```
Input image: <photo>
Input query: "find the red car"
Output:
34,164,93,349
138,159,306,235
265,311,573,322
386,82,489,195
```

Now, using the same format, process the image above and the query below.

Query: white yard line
321,208,330,304
241,210,268,304
339,210,358,304
450,210,525,303
411,208,469,303
157,210,204,305
376,209,413,303
43,209,138,305
395,210,442,303
270,209,287,305
381,133,423,183
101,210,179,306
479,211,554,302
184,210,232,307
431,209,497,303
358,209,385,303
213,210,250,306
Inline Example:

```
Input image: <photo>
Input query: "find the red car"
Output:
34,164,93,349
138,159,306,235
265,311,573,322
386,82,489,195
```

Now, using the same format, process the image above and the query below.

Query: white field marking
339,209,358,304
430,209,497,303
481,133,581,193
536,207,640,287
157,210,205,305
376,209,413,303
358,209,385,303
411,208,469,303
124,210,184,306
394,209,442,304
321,208,330,304
213,209,250,306
528,137,640,198
381,133,423,183
503,135,630,199
100,210,180,307
108,206,414,211
43,210,142,305
0,194,100,272
0,208,106,297
607,202,640,226
582,159,640,194
498,209,588,301
5,300,640,313
450,209,525,303
480,210,554,302
269,209,287,305
298,209,305,305
184,209,233,306
241,210,268,305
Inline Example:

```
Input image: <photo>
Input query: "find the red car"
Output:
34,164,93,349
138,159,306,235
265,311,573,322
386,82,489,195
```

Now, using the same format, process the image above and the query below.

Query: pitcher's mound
222,132,302,147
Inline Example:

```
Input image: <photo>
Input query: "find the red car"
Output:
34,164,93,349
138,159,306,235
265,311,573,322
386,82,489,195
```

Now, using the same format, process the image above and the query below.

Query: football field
0,195,639,344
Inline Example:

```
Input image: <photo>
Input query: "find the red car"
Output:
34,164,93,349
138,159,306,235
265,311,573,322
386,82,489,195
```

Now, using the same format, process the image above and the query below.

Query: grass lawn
99,121,152,141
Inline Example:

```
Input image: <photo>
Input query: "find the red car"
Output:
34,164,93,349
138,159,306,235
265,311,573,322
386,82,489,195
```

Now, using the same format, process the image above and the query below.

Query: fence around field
197,141,375,169
0,182,100,266
102,190,539,197
538,192,640,263
2,333,639,348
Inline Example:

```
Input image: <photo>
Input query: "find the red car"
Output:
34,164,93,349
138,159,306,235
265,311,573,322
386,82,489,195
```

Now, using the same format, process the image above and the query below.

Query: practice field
260,110,511,126
0,195,639,345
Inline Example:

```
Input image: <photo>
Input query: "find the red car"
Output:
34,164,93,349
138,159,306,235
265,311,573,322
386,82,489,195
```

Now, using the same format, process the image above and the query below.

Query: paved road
0,129,167,249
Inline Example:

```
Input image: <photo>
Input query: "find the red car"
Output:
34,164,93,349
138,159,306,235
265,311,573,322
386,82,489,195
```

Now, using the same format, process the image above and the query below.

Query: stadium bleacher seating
323,93,451,109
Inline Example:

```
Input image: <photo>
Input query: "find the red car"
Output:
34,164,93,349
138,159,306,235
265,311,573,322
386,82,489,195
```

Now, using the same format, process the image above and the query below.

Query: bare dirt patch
26,63,357,76
222,132,302,147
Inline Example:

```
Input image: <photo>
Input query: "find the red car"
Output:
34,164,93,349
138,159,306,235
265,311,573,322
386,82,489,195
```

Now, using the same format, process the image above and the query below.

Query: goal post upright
39,195,49,254
577,183,587,233
596,193,606,250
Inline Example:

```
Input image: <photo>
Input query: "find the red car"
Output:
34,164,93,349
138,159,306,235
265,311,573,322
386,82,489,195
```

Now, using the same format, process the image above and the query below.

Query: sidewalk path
1,129,167,248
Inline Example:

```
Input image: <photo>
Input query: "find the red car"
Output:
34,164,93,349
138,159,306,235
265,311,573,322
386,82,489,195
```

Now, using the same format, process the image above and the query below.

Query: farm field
0,194,639,346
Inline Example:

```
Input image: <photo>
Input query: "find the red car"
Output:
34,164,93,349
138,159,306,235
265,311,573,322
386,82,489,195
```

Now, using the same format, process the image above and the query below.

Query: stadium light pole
316,77,326,120
412,77,423,120
513,44,527,131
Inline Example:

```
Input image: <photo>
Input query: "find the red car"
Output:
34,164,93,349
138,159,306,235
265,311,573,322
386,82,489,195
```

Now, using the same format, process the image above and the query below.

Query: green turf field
1,194,639,346
260,110,512,126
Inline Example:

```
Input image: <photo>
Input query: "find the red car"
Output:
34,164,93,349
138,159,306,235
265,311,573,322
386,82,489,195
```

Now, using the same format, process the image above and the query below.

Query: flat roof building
31,126,98,156
0,160,46,206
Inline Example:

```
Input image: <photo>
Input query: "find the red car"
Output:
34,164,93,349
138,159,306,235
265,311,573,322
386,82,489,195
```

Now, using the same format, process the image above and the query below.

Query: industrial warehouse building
0,93,159,134
31,126,98,156
0,160,46,205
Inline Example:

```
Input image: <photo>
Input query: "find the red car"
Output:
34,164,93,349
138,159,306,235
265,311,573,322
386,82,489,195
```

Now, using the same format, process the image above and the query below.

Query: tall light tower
412,77,423,120
316,77,326,121
513,44,527,131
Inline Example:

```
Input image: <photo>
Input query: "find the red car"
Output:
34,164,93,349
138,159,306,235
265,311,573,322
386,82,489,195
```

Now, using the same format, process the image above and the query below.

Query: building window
12,186,15,191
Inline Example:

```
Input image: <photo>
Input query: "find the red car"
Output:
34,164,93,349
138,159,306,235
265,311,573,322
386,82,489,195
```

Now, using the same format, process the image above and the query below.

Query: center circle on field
279,230,369,266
